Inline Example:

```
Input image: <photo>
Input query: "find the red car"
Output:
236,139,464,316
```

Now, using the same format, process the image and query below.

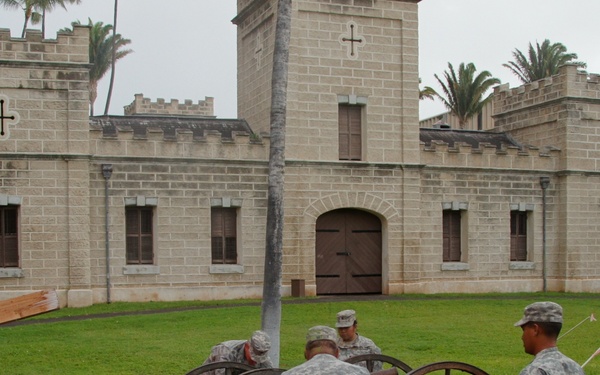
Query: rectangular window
443,210,461,262
510,211,528,261
125,207,154,264
211,207,237,264
0,207,18,267
339,104,362,160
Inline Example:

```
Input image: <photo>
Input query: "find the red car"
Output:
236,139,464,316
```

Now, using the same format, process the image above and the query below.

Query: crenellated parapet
0,26,89,64
124,93,215,117
493,64,600,118
420,140,560,171
493,64,600,171
89,116,269,160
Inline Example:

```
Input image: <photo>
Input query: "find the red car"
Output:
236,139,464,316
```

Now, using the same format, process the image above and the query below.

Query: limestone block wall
286,0,420,164
412,142,562,293
493,64,600,293
282,161,408,295
124,93,215,117
87,159,270,303
88,129,270,303
0,26,92,306
493,64,600,171
235,0,421,164
233,0,276,134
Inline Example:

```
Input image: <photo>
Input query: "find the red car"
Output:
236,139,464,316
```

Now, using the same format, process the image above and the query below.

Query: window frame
442,209,462,262
211,207,238,265
0,206,19,268
338,104,363,161
125,206,155,265
510,210,529,262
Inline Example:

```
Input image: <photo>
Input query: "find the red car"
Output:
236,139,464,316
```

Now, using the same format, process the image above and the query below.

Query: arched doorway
315,208,382,294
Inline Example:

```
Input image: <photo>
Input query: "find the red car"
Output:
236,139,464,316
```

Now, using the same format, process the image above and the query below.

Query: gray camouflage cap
514,301,563,326
249,330,271,363
306,325,338,343
335,309,356,328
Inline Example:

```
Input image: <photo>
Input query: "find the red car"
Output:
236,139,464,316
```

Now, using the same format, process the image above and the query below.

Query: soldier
282,325,369,375
515,301,584,375
202,330,273,375
336,309,383,371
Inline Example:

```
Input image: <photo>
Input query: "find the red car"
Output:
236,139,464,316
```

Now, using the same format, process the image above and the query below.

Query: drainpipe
102,164,113,303
539,176,550,293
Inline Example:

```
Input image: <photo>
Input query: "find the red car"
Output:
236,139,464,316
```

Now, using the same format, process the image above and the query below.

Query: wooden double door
315,209,382,294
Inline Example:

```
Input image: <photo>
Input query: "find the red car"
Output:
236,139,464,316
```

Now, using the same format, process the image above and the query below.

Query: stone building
0,0,599,307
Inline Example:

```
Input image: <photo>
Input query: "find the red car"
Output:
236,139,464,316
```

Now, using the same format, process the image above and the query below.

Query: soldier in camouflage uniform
515,301,584,375
335,309,383,372
282,325,370,375
202,330,273,375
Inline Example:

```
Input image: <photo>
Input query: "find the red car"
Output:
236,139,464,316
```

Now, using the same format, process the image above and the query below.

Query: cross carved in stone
0,96,18,138
254,31,264,70
340,22,364,58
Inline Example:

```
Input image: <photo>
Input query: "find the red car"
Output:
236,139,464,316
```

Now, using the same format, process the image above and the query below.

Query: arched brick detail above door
303,192,399,222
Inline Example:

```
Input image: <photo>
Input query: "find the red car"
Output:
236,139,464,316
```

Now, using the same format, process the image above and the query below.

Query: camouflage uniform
336,309,383,372
519,347,584,375
202,331,273,375
283,326,369,375
515,302,585,375
337,333,383,371
282,353,370,375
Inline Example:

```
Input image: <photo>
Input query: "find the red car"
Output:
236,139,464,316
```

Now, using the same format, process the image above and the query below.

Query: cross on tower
254,32,264,70
341,23,363,57
0,99,15,136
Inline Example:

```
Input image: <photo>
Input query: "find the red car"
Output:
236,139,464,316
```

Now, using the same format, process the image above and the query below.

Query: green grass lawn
3,293,600,374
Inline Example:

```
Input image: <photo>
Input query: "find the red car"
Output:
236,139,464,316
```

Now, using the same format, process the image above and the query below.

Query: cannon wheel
185,361,255,375
345,354,413,373
405,361,489,375
239,369,287,375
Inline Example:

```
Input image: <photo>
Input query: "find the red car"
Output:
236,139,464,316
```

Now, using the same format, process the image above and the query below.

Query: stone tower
233,0,421,164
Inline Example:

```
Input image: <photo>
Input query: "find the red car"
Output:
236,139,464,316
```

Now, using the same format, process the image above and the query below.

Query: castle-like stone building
0,0,599,307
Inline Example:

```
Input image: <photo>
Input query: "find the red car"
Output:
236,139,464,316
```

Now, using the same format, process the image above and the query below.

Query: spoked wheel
406,361,490,375
344,353,413,373
239,369,287,375
185,361,255,375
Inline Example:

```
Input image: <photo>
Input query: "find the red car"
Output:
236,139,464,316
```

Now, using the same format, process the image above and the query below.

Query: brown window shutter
126,207,154,264
510,211,527,261
211,208,237,264
0,207,19,267
339,105,362,160
443,210,461,262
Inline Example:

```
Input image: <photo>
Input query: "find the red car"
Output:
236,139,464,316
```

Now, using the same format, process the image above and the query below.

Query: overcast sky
2,1,599,120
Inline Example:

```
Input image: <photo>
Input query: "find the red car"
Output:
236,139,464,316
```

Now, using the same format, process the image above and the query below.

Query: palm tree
434,62,500,129
62,19,132,116
103,0,118,115
0,0,81,38
419,78,437,101
41,0,81,38
503,39,586,84
261,0,292,367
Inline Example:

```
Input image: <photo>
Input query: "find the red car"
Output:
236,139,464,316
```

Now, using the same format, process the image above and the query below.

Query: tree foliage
503,39,586,84
61,19,133,116
0,0,81,38
434,62,500,129
419,78,437,101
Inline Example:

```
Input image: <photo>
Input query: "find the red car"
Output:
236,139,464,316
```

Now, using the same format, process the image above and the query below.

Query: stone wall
0,26,92,307
123,93,215,117
235,0,421,164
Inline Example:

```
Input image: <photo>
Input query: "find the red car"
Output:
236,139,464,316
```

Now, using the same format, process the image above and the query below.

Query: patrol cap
249,330,271,363
306,325,338,343
514,301,563,327
335,309,356,328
